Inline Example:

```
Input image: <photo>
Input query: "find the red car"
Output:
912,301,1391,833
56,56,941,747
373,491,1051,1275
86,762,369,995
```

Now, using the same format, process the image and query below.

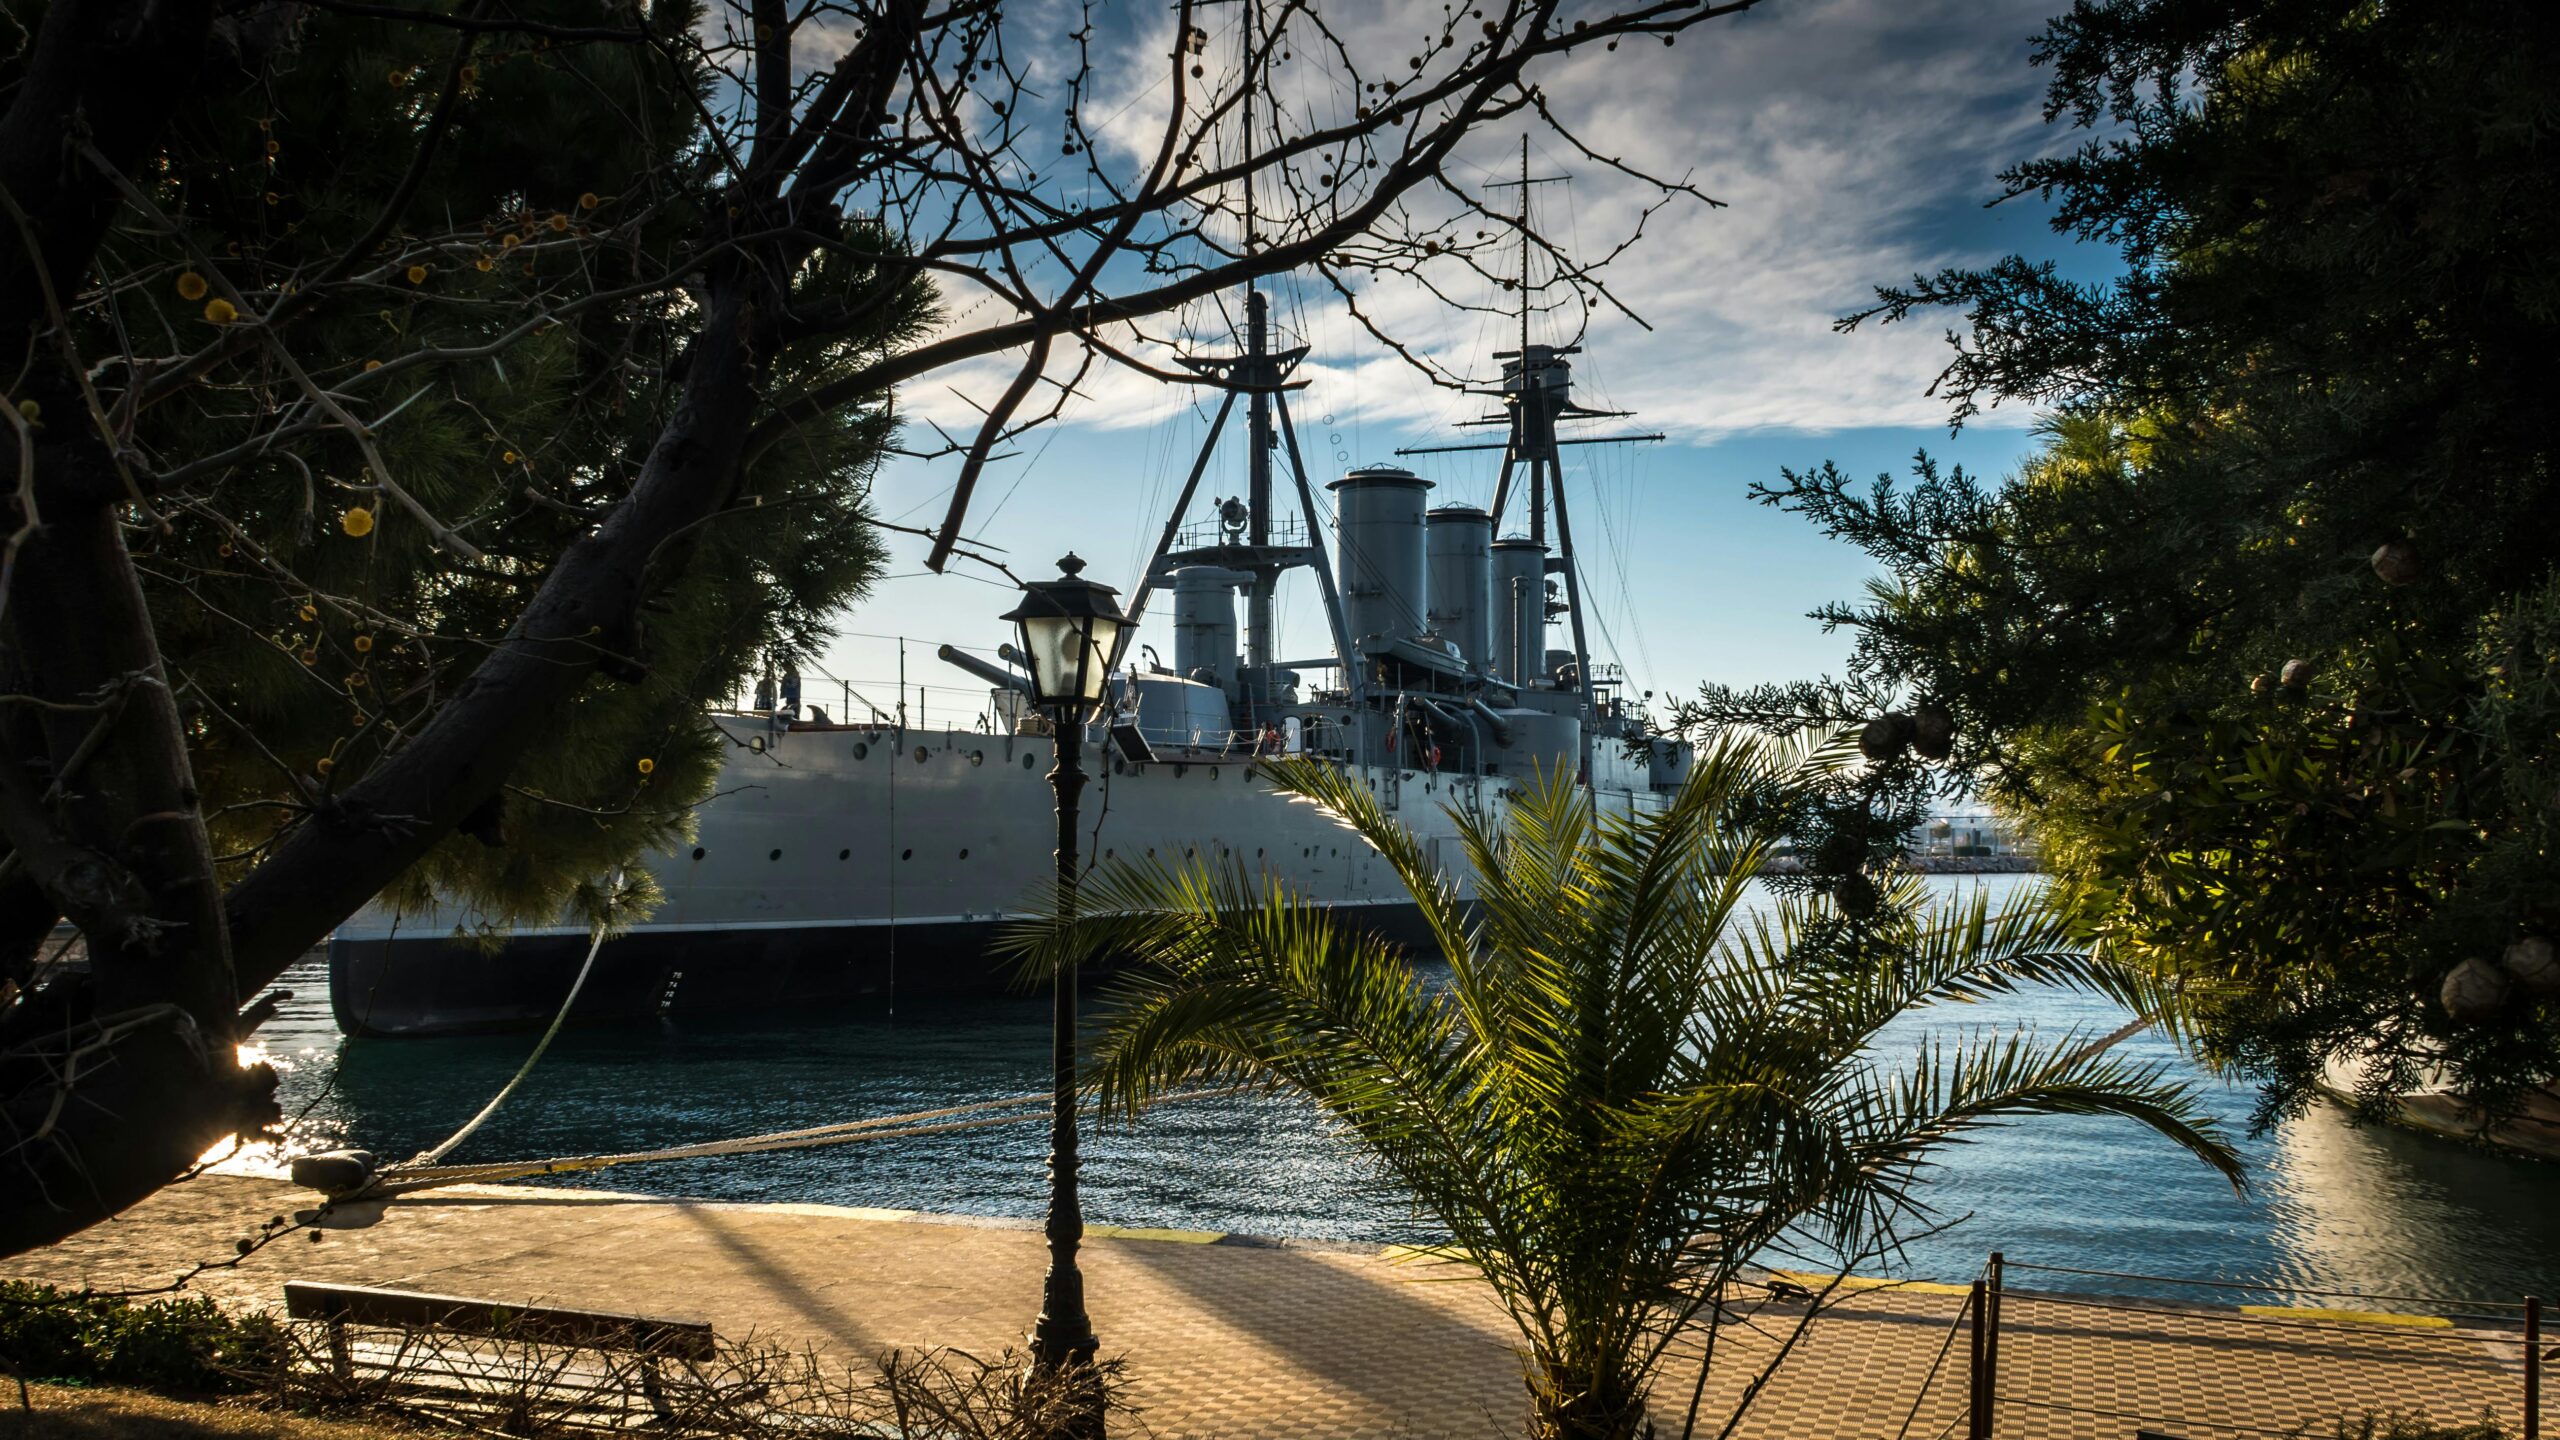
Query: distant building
1919,810,2036,860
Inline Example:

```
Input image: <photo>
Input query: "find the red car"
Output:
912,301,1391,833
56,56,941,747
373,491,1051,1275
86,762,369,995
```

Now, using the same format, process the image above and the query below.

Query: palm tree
1016,734,2242,1440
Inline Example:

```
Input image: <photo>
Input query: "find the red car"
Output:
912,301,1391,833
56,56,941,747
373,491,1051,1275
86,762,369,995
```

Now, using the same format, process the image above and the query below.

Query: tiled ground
4,1175,2527,1439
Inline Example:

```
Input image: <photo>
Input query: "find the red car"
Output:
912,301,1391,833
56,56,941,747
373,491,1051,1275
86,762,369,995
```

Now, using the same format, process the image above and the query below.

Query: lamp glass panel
1076,616,1124,702
1015,613,1085,706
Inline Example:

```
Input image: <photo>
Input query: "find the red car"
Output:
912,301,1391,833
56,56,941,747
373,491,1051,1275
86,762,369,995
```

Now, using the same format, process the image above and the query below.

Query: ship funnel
1489,538,1547,685
1328,464,1433,651
1425,505,1492,671
1171,565,1250,689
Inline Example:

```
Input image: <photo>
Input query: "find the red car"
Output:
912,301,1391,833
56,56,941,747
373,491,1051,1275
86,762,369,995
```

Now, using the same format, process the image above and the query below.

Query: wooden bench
282,1281,715,1419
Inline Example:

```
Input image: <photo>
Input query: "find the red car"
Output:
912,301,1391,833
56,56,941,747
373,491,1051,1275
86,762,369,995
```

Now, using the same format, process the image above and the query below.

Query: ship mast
1239,0,1277,672
1118,0,1358,713
1393,138,1664,777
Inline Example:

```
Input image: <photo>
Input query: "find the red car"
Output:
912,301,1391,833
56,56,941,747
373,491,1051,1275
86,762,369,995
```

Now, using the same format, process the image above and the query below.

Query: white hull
329,717,1662,1035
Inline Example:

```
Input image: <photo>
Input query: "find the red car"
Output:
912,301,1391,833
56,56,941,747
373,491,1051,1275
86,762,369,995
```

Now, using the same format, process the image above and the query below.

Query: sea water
253,876,2560,1309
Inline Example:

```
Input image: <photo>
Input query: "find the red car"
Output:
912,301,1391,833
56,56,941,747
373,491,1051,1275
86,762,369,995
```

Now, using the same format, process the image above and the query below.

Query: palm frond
1015,722,2246,1440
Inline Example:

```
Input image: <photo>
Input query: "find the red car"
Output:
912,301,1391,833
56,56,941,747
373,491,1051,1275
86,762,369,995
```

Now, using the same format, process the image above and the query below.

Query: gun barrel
937,644,1028,694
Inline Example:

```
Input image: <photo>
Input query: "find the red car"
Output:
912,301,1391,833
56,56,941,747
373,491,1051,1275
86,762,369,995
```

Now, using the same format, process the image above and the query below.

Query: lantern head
1002,554,1126,718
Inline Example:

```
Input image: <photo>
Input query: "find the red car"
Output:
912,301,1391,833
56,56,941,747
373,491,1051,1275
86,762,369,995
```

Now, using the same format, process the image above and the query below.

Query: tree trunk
1527,1351,1650,1440
221,282,775,993
0,0,277,1256
0,454,278,1253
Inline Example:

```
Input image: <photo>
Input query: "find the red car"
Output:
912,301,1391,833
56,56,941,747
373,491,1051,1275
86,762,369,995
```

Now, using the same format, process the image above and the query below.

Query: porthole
837,848,850,861
1105,848,1115,859
691,846,706,861
970,750,984,766
959,848,971,859
913,746,929,763
768,848,782,861
1256,848,1264,859
1023,753,1037,770
1146,847,1156,858
901,848,913,860
852,742,869,760
1209,767,1219,780
1331,848,1339,858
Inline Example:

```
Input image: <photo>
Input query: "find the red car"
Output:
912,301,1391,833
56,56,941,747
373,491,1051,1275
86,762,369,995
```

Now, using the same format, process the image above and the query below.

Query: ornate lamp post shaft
1003,554,1123,1439
1030,715,1097,1376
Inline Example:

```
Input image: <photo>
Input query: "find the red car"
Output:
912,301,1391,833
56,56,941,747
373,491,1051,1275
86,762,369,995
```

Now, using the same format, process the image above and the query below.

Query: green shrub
0,1281,286,1393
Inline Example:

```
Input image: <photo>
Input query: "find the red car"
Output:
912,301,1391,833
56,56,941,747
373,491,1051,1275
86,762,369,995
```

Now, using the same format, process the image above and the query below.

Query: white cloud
891,0,2070,447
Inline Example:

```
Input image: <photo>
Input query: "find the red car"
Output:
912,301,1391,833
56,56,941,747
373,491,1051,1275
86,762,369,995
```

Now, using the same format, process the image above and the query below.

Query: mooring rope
307,868,1259,1203
407,884,618,1168
336,1086,1253,1200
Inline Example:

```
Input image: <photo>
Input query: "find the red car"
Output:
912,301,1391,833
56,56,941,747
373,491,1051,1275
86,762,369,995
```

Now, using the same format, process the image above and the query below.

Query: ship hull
327,719,1619,1037
329,901,1442,1037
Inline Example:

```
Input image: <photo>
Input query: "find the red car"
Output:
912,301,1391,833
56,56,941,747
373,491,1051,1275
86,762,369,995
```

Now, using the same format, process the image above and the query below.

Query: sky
802,0,2107,730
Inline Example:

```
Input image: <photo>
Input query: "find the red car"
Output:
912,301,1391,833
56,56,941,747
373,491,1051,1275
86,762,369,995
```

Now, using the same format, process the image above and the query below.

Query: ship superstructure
329,145,1692,1036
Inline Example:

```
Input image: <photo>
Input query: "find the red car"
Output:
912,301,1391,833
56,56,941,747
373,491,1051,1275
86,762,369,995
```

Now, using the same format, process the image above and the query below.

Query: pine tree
1725,0,2560,1123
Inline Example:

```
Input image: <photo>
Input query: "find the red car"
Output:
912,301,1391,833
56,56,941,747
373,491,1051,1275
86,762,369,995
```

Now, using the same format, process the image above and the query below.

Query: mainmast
1393,139,1664,774
1240,2,1277,672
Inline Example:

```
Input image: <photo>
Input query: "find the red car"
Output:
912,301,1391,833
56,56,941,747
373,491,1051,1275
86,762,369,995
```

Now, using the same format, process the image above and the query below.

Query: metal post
2528,1294,2542,1440
1985,1252,2003,1440
1245,290,1275,673
1967,1277,1986,1440
1031,712,1102,1434
1272,396,1362,705
1543,469,1599,779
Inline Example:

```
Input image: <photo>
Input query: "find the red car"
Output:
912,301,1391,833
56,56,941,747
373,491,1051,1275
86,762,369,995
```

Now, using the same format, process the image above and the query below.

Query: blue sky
806,0,2108,729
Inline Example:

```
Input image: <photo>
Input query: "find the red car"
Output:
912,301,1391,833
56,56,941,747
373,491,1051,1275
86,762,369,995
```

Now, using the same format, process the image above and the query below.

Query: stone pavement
3,1174,2529,1439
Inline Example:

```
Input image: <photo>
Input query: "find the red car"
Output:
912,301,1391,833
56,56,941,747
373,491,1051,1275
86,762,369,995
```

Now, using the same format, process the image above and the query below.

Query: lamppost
1002,554,1126,1427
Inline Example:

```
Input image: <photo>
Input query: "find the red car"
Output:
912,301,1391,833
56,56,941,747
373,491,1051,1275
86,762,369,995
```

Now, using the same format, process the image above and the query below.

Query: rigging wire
1549,145,1661,698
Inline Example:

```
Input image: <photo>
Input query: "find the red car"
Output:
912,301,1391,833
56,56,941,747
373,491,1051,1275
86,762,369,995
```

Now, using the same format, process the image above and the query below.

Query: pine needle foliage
1013,739,2241,1440
1728,0,2560,1121
55,0,935,931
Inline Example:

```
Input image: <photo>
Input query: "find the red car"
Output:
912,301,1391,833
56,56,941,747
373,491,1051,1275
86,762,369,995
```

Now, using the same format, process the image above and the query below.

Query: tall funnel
1490,537,1548,685
1425,505,1492,670
1172,565,1249,687
1327,465,1433,650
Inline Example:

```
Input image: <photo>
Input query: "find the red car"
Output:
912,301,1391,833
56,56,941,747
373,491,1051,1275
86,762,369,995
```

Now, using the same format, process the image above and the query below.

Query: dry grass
0,1383,445,1440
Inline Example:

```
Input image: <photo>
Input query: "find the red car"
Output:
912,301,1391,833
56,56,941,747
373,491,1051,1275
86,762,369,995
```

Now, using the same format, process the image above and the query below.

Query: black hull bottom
329,904,1441,1038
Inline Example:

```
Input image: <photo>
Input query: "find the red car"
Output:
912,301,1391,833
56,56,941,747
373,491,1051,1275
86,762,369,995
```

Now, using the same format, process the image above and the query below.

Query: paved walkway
4,1175,2528,1439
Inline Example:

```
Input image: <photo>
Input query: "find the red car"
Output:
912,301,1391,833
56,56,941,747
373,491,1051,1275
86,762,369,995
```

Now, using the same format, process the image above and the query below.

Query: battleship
329,165,1692,1037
